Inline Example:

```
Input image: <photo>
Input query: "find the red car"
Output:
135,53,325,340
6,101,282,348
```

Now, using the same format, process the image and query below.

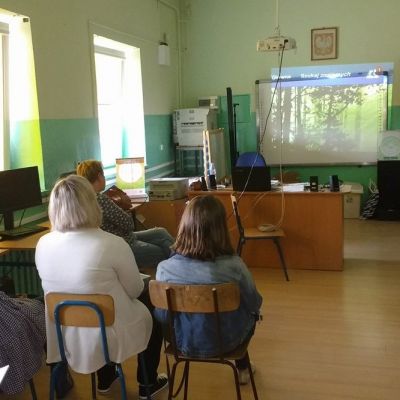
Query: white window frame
0,22,9,171
93,35,146,179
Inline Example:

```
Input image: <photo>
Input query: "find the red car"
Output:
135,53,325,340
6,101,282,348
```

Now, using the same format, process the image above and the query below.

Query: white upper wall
180,0,400,109
0,0,181,118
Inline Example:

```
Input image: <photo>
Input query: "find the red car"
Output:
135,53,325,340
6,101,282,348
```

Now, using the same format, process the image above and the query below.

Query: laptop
232,166,271,192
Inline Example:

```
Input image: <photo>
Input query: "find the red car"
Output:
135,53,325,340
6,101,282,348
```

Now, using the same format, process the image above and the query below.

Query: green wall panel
389,105,400,129
11,120,45,188
144,114,174,178
40,118,100,189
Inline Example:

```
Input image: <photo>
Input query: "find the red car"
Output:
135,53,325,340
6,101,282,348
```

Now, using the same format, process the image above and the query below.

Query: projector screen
257,63,393,165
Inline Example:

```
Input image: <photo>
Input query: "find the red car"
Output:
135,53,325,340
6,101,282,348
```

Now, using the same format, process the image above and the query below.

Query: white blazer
35,228,152,374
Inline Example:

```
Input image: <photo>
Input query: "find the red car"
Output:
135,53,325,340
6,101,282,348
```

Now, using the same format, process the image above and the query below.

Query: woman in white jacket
35,175,168,398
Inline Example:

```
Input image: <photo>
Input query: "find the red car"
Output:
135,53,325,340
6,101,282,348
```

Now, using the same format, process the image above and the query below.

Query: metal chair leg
115,364,127,400
228,362,242,400
49,363,62,400
29,378,37,400
273,238,289,281
183,361,190,400
244,353,259,400
168,362,179,400
90,372,96,400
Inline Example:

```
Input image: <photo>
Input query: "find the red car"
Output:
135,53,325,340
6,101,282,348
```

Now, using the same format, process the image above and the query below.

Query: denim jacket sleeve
235,257,263,317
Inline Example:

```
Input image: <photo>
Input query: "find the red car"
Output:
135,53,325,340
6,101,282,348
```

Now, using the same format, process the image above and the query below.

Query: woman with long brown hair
155,195,262,384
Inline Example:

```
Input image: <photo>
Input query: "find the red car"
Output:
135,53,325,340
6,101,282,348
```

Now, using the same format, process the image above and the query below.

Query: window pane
94,35,146,170
95,52,124,167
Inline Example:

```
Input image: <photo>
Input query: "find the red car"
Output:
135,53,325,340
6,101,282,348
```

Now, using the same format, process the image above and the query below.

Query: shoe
238,362,256,385
138,373,169,399
97,367,119,393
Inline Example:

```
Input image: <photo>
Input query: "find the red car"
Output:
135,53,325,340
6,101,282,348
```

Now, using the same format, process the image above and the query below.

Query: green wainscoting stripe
11,120,45,188
217,94,258,171
40,118,100,189
389,105,400,129
144,114,174,173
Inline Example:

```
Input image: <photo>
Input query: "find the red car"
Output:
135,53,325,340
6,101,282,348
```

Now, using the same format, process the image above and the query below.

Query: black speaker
208,174,217,190
375,161,400,219
329,175,340,192
310,176,319,192
200,176,208,191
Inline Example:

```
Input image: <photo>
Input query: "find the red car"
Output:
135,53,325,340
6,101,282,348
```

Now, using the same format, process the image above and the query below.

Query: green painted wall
144,114,175,179
40,118,101,187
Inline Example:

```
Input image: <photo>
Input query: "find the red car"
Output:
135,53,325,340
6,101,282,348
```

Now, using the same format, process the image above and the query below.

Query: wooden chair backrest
45,293,115,327
149,281,240,313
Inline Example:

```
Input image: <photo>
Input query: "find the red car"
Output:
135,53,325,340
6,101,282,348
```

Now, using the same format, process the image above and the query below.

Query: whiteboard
256,69,390,165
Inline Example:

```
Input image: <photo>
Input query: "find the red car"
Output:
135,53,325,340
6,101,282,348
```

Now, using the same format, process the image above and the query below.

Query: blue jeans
132,227,174,269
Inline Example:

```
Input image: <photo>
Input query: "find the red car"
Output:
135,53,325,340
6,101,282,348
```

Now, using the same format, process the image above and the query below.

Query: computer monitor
232,166,272,192
0,166,42,230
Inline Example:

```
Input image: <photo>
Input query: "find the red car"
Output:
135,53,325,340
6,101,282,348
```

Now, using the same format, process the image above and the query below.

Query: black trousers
97,288,163,386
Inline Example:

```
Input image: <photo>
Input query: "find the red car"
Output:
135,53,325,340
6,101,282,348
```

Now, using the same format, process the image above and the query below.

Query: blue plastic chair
46,293,144,400
235,152,267,167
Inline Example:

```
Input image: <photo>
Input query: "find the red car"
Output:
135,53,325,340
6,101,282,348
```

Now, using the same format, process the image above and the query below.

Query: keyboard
0,225,48,239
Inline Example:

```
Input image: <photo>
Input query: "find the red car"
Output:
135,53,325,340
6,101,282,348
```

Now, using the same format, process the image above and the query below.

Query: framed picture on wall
311,27,338,60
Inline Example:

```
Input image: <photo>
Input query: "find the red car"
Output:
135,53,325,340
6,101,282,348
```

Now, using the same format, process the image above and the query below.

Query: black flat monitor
232,166,271,192
0,166,42,230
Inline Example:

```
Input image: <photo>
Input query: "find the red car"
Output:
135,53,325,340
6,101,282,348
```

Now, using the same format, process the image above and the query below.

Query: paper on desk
282,183,305,192
0,365,9,384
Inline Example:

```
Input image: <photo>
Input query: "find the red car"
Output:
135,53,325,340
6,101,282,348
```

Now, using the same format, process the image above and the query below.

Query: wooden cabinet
135,199,186,237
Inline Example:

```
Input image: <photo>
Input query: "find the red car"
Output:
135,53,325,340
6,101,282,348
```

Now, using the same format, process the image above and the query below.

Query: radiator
0,250,43,296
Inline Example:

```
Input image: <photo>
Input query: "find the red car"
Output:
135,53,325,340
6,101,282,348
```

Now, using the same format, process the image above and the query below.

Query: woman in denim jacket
155,195,262,384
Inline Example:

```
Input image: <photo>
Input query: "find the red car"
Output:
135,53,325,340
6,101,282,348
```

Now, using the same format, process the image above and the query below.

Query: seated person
35,175,168,398
155,195,263,384
0,293,45,395
76,160,174,269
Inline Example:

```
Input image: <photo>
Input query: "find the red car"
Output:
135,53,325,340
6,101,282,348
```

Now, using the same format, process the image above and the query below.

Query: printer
173,108,218,147
148,177,189,201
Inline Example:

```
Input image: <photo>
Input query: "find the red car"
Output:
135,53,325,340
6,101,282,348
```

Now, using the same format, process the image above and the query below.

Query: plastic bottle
208,163,217,189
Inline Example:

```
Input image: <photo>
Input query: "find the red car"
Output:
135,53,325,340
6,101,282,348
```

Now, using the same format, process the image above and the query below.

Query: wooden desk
0,249,9,256
188,190,344,271
0,222,50,251
135,199,186,237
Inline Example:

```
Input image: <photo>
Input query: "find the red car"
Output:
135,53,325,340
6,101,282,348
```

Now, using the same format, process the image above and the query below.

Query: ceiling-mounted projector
257,36,296,52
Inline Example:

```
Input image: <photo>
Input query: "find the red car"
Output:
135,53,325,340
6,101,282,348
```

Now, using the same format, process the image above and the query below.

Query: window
0,21,9,171
0,10,44,189
93,36,146,174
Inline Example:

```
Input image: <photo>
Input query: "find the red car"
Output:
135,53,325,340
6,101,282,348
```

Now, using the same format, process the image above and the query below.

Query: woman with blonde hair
35,175,168,398
155,195,262,384
76,160,174,269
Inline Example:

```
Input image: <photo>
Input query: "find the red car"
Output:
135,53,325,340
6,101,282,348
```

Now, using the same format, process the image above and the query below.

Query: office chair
46,293,151,400
149,281,258,400
235,152,267,167
230,194,289,281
